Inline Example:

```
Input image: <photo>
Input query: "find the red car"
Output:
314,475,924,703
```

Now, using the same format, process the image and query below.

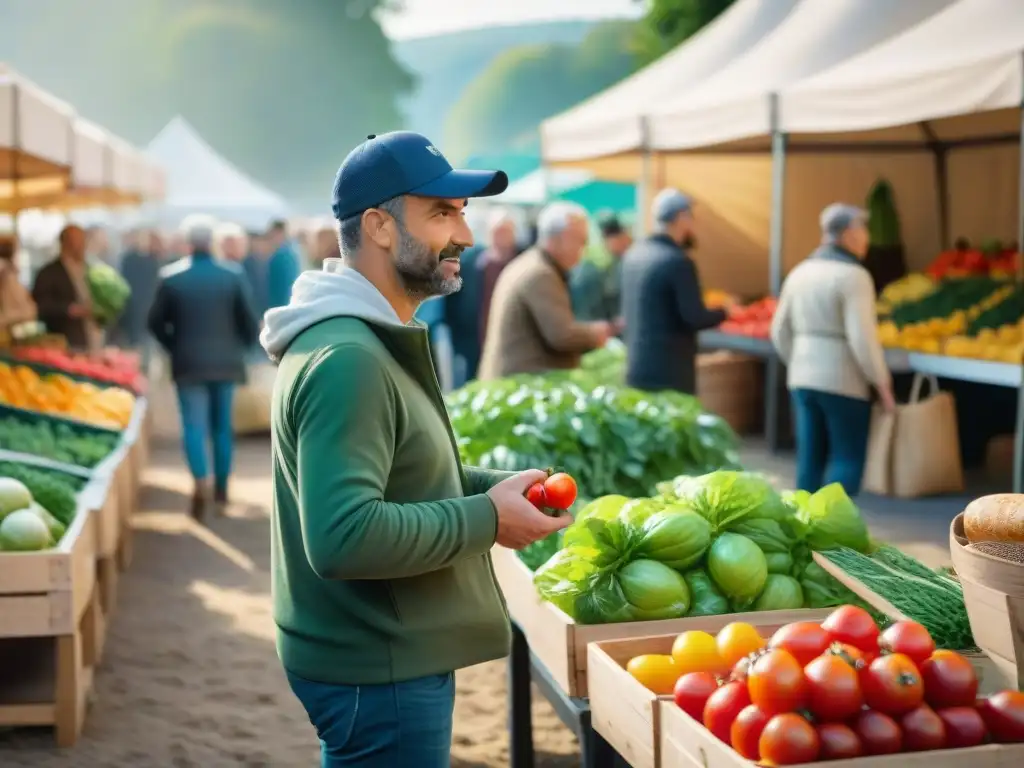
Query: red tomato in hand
901,705,946,751
938,706,987,748
759,713,820,765
879,621,935,666
816,723,863,760
703,681,751,743
525,482,547,508
542,473,577,509
978,691,1024,743
822,605,880,654
748,649,807,717
920,650,978,708
673,672,720,722
862,653,924,715
804,654,864,722
769,622,831,667
853,710,903,755
731,704,770,760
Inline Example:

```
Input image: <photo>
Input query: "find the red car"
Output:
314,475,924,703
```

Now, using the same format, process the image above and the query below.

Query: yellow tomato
671,631,729,676
716,622,766,667
626,654,680,695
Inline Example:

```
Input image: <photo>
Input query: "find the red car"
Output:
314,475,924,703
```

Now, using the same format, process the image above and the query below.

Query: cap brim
410,169,509,200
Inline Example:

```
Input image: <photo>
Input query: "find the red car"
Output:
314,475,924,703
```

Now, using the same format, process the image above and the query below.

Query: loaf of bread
963,494,1024,544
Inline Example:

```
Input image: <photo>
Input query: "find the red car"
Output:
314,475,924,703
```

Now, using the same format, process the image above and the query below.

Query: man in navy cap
259,132,570,767
620,188,727,394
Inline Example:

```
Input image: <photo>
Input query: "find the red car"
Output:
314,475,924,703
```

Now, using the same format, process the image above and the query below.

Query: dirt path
0,436,579,767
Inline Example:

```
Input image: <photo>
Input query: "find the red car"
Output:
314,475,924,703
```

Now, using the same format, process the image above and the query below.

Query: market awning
0,65,75,181
647,0,956,152
539,0,799,166
779,0,1024,141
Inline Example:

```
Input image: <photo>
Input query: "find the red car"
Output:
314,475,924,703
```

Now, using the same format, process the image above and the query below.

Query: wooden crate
492,545,829,698
697,352,763,435
0,500,101,747
588,614,826,768
659,698,1024,767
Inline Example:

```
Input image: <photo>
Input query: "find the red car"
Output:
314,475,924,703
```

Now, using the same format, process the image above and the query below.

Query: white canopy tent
540,0,799,162
145,116,288,230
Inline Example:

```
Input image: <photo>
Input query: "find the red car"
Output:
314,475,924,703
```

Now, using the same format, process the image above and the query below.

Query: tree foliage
631,0,737,67
442,21,636,163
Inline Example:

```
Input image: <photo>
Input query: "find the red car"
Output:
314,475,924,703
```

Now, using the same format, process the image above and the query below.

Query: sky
379,0,643,39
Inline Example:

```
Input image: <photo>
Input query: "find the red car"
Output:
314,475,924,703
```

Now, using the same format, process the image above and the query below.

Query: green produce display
0,476,69,551
530,470,875,624
0,461,83,527
87,263,132,327
889,276,1005,328
0,415,119,468
819,546,975,651
448,376,740,500
967,283,1024,335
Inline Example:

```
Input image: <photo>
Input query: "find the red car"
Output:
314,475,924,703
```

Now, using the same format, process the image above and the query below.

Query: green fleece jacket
264,267,513,685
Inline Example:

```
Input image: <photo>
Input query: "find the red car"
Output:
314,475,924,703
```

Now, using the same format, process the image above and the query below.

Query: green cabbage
782,489,812,511
575,559,691,624
576,495,629,523
707,533,768,609
683,569,730,616
753,574,804,611
675,471,792,531
764,551,794,575
731,518,799,553
796,483,870,553
633,509,711,569
533,546,604,618
0,508,52,551
617,497,672,528
799,560,853,608
561,514,637,558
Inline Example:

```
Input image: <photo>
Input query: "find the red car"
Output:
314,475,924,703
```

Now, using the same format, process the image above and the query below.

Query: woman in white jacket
770,204,896,495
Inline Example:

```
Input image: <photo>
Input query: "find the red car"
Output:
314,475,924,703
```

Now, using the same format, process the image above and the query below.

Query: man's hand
590,320,615,348
878,383,897,414
68,303,91,319
487,469,572,550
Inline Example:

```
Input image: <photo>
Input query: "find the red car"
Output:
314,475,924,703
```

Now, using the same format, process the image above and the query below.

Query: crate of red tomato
588,605,1024,767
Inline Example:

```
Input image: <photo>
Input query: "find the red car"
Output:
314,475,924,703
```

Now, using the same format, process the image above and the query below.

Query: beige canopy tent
0,65,163,214
539,0,799,182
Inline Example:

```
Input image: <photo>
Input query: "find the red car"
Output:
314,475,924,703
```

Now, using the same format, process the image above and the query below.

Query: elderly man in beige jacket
478,202,612,380
771,203,895,496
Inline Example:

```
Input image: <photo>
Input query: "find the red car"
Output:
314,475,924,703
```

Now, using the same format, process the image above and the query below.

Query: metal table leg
509,622,535,768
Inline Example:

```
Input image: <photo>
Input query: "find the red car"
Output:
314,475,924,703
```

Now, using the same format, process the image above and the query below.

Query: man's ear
363,209,393,251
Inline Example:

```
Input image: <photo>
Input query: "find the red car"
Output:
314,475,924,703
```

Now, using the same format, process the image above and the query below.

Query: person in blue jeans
148,214,261,519
770,204,896,495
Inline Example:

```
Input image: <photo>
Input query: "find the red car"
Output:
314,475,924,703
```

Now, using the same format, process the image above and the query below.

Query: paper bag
864,375,964,498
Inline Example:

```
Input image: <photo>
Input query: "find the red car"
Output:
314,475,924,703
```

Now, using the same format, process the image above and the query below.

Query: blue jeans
286,671,455,768
175,382,235,489
791,388,872,495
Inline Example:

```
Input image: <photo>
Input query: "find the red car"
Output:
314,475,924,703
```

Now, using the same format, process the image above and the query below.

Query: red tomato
703,681,751,743
862,653,925,716
879,621,935,665
938,706,987,748
525,483,547,508
804,654,863,722
748,649,807,717
673,672,720,722
978,691,1024,743
901,705,946,751
730,648,767,683
543,473,577,510
920,650,978,709
769,622,831,667
731,704,770,760
816,722,863,760
826,641,873,668
822,605,880,654
853,710,903,755
758,713,820,765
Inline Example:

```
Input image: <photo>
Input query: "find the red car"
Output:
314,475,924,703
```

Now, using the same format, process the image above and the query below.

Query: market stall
0,348,148,747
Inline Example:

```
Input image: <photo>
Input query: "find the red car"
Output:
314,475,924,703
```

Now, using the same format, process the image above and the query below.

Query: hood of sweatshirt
259,259,407,360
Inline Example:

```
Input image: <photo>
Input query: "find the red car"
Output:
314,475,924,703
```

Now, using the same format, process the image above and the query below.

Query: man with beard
259,131,570,767
621,189,726,395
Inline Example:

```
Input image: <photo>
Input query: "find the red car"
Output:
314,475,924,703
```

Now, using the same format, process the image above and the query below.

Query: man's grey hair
535,201,588,247
338,196,405,258
179,213,219,251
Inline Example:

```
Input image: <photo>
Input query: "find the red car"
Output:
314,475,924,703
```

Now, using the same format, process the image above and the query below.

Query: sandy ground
0,434,580,767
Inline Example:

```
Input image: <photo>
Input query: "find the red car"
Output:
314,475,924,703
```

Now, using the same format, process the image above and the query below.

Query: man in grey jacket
621,189,726,394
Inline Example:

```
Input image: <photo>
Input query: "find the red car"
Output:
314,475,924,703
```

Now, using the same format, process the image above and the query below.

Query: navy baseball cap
331,131,509,220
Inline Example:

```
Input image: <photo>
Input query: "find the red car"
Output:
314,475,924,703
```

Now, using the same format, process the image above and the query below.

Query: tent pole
920,122,950,250
765,93,788,454
636,117,651,237
1014,53,1024,493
